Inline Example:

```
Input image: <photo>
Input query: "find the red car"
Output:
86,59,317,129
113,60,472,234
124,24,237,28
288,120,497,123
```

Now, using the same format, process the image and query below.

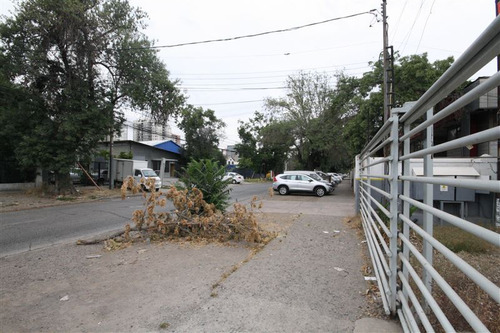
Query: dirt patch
0,186,123,213
0,210,297,332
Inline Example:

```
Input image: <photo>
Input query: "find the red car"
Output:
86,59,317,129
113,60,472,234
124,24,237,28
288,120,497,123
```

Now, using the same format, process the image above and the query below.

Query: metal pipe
400,126,500,160
360,187,392,218
367,137,393,158
400,16,500,124
359,174,393,180
400,214,500,303
360,117,394,157
400,195,500,246
397,290,421,333
360,194,391,237
360,180,393,199
399,176,500,193
362,201,392,257
397,309,411,333
363,156,393,168
398,271,435,332
398,253,455,332
400,72,500,141
360,209,391,314
399,234,489,332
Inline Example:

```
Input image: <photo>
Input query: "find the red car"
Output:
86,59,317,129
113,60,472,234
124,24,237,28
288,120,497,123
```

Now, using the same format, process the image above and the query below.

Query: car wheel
278,185,289,195
315,187,325,197
232,179,237,184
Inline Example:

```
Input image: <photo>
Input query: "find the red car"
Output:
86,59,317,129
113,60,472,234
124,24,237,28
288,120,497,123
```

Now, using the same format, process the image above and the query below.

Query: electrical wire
415,0,436,54
120,9,377,51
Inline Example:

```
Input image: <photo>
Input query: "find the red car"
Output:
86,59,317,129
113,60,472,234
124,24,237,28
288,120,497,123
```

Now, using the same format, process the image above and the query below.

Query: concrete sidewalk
168,182,402,332
0,181,402,332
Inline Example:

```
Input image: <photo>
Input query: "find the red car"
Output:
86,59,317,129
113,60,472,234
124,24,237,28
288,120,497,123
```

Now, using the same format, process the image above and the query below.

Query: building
223,145,239,167
133,119,173,141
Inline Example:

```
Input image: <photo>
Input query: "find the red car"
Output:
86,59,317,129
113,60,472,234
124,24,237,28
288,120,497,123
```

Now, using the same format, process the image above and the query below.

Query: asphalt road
0,182,271,257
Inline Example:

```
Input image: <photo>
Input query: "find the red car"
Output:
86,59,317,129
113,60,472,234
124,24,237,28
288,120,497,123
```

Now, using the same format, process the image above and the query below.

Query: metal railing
356,15,500,332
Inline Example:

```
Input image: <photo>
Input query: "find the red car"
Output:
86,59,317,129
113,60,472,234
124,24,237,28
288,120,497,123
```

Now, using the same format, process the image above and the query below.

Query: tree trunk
55,172,76,195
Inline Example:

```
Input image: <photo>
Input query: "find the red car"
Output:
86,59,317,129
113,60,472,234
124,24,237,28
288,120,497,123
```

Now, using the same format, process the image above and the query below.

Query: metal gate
356,16,500,332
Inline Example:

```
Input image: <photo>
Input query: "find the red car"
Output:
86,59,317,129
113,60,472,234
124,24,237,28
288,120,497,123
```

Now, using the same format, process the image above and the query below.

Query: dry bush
120,176,271,244
350,213,499,329
427,248,500,333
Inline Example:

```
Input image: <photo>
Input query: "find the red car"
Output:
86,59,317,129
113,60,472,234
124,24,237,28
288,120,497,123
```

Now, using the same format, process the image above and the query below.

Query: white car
222,172,244,184
273,173,333,197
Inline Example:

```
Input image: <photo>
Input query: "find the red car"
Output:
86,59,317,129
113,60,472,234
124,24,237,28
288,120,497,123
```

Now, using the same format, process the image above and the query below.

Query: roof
140,140,182,155
412,166,480,177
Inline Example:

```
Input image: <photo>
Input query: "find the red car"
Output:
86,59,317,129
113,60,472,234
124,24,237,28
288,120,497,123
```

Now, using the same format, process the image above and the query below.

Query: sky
1,0,498,148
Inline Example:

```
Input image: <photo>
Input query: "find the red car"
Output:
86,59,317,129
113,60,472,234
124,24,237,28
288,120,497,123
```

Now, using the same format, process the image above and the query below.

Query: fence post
354,155,360,214
389,114,400,314
422,107,434,307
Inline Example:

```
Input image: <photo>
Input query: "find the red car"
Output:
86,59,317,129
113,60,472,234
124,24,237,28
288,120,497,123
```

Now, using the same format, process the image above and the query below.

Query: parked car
327,173,343,184
222,172,244,184
273,173,333,197
284,170,336,191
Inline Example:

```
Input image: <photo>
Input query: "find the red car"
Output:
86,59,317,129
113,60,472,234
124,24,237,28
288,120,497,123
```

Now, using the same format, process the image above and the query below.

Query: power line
121,10,377,50
415,0,436,54
171,63,370,77
193,99,263,106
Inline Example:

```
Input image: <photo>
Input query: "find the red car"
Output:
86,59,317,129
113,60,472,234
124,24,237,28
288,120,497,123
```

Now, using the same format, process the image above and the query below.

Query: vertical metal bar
389,115,399,314
402,118,411,297
355,155,360,214
422,108,434,304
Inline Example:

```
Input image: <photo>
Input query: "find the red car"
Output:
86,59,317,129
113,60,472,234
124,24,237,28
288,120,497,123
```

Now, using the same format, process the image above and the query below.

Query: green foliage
118,151,133,159
178,159,231,212
178,105,226,165
343,53,454,157
235,111,293,174
0,0,184,192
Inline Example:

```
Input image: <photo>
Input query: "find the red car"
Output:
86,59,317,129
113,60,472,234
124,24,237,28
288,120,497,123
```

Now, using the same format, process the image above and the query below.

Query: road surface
0,182,271,257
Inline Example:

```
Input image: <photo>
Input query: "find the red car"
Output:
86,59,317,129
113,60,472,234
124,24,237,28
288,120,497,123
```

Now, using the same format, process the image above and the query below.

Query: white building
133,119,172,141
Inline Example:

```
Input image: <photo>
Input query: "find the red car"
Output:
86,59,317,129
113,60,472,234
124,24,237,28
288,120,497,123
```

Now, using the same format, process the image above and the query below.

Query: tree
342,53,454,156
265,72,332,169
236,111,294,175
177,105,226,165
0,0,184,193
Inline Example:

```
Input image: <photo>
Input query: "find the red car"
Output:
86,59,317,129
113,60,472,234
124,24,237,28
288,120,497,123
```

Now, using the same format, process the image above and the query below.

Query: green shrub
178,159,231,212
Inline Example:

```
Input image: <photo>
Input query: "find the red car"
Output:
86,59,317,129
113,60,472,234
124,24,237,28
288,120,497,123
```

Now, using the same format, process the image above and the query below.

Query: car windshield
309,174,322,181
143,170,157,177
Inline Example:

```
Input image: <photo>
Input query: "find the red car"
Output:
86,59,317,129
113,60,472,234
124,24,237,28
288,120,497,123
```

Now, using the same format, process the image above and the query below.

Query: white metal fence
356,15,500,332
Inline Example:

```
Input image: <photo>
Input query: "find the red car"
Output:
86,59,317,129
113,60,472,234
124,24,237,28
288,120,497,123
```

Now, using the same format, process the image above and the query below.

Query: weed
159,322,170,329
56,195,76,201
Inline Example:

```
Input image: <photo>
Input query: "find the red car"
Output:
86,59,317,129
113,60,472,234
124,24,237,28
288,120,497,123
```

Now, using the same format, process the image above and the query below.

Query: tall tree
265,72,332,169
236,111,293,175
177,105,226,165
0,0,184,193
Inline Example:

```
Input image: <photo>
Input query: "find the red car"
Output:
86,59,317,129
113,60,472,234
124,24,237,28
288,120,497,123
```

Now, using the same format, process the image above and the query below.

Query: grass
433,224,497,254
244,178,272,183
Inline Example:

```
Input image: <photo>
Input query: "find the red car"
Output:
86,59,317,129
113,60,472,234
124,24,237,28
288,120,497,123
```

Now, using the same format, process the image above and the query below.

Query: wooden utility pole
382,0,390,123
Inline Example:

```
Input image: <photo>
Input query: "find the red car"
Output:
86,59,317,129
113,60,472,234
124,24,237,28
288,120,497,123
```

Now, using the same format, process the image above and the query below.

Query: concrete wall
0,183,35,191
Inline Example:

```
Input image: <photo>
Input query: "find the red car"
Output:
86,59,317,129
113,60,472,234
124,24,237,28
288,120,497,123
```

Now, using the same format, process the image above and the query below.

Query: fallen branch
76,226,138,245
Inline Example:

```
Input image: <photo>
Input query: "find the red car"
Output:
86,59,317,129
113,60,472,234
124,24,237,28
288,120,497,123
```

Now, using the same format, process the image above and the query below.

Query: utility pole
382,0,390,123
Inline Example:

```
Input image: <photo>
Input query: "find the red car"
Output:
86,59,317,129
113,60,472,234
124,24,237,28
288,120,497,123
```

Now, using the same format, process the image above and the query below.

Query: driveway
0,181,401,332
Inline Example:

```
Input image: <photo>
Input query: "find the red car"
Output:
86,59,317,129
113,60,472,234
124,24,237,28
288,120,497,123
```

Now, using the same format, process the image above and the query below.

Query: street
0,182,271,257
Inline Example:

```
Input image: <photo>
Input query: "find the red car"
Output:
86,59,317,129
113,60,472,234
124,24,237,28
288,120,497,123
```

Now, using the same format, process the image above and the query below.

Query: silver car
272,173,333,197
